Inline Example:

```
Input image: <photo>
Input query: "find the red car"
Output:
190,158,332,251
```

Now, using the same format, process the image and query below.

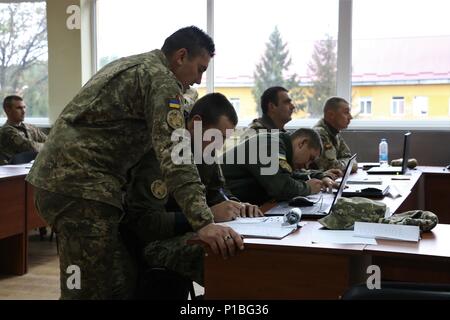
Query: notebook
367,132,411,175
265,154,357,219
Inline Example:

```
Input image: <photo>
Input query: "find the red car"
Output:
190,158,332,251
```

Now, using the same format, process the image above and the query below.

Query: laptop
265,154,357,219
367,132,411,175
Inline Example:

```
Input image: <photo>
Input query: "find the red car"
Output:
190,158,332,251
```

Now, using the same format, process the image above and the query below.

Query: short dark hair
189,93,238,126
260,86,288,115
161,26,215,58
323,96,349,113
3,95,23,111
290,128,323,154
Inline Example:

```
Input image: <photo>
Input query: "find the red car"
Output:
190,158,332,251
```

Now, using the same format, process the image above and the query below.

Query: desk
203,168,450,299
0,166,46,275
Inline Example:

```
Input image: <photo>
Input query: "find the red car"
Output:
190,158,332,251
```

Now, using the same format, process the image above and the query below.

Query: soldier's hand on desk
321,177,338,191
324,168,343,180
306,178,323,194
197,223,244,259
239,203,264,218
211,200,243,222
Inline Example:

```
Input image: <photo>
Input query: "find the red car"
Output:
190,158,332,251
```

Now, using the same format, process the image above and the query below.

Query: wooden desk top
364,224,450,259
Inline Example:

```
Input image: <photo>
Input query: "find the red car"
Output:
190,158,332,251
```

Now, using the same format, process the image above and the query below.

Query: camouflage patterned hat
379,210,438,232
319,197,387,230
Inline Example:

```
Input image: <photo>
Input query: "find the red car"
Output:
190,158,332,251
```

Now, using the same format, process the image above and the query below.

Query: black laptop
367,132,411,175
265,154,357,219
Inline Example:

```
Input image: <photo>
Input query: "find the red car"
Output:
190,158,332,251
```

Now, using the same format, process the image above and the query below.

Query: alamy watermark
66,265,81,290
366,265,381,290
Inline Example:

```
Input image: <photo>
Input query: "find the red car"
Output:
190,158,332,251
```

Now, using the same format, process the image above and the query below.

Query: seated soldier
313,96,358,173
0,95,47,164
248,86,295,132
221,128,339,206
122,93,261,292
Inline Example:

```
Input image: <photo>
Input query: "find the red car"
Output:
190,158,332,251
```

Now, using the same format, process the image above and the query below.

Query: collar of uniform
279,132,294,166
5,120,24,128
319,118,339,136
260,114,286,132
153,49,184,92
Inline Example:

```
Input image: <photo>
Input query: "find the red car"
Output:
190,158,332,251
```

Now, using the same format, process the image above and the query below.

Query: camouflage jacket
221,132,324,205
0,121,47,163
313,118,355,171
124,149,235,244
26,50,213,231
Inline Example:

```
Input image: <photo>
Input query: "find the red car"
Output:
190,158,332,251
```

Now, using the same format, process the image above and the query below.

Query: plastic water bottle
379,138,388,166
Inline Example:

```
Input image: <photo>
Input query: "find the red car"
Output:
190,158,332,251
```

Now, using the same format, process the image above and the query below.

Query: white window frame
90,0,450,131
391,97,405,116
413,96,429,117
359,97,372,115
229,97,240,113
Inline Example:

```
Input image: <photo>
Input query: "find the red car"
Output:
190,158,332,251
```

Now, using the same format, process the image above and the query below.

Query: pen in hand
219,188,230,201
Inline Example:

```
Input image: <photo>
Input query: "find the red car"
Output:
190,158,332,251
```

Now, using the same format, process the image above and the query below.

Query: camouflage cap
379,210,438,232
319,197,387,230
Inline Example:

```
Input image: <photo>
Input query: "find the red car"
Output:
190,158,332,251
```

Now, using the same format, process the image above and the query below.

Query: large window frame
91,0,450,130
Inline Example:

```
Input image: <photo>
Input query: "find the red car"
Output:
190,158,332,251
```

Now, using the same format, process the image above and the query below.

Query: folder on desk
218,217,298,239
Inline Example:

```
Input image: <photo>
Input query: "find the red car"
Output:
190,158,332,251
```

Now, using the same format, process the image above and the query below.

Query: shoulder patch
166,109,184,130
150,180,168,200
279,159,293,173
168,98,181,109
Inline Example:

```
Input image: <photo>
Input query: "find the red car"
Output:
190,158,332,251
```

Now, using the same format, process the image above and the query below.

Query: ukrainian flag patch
168,98,181,109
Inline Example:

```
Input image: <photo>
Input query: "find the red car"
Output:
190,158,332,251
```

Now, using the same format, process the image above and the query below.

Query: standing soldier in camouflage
26,26,244,299
123,93,261,290
313,97,358,173
247,86,295,132
0,95,47,164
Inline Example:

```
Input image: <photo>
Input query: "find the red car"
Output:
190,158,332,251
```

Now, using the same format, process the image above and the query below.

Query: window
0,1,48,119
352,0,450,124
229,98,240,113
391,97,405,115
413,96,429,116
211,0,339,125
96,0,206,70
359,97,372,115
94,0,450,129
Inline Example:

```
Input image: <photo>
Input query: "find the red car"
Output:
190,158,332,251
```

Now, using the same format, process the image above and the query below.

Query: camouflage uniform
26,50,213,299
221,132,325,205
0,121,47,164
124,150,235,286
313,118,356,171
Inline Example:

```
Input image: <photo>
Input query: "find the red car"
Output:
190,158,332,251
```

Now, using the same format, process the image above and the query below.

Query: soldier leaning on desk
221,128,339,206
26,26,245,300
0,95,47,164
122,93,261,287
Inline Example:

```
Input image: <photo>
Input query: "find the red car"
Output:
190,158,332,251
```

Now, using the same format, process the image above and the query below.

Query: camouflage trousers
33,187,137,299
143,232,205,286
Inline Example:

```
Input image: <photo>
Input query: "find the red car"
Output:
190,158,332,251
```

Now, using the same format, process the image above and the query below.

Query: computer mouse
289,196,315,207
